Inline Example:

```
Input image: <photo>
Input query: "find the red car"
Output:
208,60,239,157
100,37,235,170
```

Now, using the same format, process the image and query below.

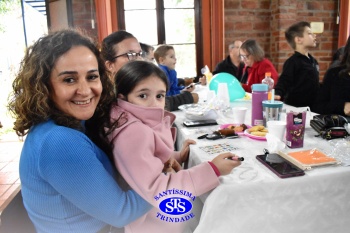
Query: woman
312,36,350,116
7,29,150,233
239,39,279,92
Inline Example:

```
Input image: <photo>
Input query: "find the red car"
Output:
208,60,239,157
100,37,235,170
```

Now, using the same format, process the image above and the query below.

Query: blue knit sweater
19,120,151,233
158,64,184,96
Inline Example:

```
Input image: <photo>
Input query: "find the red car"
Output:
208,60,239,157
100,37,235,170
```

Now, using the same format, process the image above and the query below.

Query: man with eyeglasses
212,40,245,81
101,31,198,111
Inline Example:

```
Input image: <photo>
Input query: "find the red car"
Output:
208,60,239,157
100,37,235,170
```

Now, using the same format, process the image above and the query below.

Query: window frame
116,0,203,76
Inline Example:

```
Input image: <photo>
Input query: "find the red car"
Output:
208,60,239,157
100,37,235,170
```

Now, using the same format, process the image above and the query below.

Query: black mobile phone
256,153,305,178
183,119,218,127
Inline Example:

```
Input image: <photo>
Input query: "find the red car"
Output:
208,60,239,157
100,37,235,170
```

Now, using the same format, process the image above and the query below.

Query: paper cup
232,107,248,124
267,120,287,142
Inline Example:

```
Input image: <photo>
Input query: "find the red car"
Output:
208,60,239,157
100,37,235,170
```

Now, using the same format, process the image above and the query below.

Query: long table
173,98,350,233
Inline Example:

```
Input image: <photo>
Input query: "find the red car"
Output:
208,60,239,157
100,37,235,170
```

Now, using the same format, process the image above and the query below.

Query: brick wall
224,0,339,82
72,0,98,41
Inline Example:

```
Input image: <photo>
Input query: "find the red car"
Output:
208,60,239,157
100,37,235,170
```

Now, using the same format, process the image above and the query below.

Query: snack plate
219,124,251,135
244,129,266,141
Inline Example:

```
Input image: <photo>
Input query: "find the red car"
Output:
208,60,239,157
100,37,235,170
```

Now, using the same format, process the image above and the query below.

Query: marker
227,156,244,161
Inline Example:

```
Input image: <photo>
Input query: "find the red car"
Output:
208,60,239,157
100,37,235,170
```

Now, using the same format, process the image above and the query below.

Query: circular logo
159,197,192,215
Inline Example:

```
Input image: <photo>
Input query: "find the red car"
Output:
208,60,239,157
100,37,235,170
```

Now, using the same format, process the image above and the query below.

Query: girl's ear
118,93,126,100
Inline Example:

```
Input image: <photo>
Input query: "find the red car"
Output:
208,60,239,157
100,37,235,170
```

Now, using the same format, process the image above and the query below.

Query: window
117,0,201,78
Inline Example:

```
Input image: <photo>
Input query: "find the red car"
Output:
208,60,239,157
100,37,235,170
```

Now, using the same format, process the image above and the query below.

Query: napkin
265,133,286,163
266,133,285,153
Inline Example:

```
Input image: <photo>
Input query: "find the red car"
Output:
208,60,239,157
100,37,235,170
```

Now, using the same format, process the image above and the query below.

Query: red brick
235,22,254,31
323,2,336,11
241,1,259,9
225,0,240,8
307,2,322,10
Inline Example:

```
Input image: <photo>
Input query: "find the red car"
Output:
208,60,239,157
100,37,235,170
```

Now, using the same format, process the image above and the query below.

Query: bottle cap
252,84,268,91
265,72,271,76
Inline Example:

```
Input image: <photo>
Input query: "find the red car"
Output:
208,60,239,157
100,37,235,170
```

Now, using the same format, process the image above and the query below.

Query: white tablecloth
174,98,350,233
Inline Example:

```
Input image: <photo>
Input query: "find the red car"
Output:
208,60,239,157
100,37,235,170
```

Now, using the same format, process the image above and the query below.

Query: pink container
251,84,268,126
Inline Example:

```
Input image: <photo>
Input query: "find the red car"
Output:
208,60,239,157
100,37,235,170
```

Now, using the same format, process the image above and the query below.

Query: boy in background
154,44,195,96
274,21,320,107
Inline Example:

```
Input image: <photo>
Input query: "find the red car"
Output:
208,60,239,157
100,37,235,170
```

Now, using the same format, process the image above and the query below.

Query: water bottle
251,84,268,126
261,72,274,100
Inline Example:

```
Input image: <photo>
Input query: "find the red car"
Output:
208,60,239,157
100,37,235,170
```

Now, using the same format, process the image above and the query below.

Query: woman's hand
179,139,196,163
274,95,281,100
344,102,350,116
211,153,242,176
199,75,207,85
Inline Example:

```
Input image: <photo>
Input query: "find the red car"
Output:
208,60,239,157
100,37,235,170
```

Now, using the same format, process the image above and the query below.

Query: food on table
224,124,248,133
217,128,236,136
247,125,268,136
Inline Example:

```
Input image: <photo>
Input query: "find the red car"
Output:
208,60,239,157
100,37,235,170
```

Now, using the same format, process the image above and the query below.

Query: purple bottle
251,84,268,126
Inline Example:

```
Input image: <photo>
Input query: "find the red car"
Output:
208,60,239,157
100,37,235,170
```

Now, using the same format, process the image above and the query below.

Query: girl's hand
179,139,196,163
163,157,182,173
211,153,242,176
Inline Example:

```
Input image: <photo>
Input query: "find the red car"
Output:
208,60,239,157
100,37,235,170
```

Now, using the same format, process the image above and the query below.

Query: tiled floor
0,132,23,213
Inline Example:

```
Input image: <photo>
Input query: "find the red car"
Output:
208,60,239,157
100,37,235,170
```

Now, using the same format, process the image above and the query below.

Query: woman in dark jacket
312,36,350,116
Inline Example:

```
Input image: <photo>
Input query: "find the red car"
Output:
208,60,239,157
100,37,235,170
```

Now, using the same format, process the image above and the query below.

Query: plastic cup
232,107,248,124
267,120,287,142
262,100,283,126
217,83,230,107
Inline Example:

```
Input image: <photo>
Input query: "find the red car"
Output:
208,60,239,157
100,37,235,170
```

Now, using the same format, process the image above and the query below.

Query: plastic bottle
251,84,268,126
261,72,274,100
201,65,213,84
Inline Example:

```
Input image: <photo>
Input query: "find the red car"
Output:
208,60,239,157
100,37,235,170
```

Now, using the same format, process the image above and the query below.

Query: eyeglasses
239,54,250,60
113,52,143,61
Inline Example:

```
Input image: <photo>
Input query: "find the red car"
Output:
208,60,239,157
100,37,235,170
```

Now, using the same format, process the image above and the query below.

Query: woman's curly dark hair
7,28,114,138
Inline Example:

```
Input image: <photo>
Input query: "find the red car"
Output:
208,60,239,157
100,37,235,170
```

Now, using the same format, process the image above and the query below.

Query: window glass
164,0,194,8
124,0,155,10
164,9,194,44
125,10,158,45
122,0,197,77
167,44,197,78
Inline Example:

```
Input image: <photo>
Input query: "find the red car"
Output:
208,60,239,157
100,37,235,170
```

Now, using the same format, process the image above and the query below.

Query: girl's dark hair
8,28,114,136
339,35,350,78
114,60,169,96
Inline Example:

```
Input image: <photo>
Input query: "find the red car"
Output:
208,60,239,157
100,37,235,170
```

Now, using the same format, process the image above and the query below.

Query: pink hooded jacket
107,99,219,233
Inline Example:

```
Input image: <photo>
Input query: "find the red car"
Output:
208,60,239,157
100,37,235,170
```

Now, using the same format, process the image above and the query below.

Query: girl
104,60,241,233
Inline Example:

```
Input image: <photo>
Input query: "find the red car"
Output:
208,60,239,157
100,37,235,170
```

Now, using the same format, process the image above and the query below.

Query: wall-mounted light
310,22,324,34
